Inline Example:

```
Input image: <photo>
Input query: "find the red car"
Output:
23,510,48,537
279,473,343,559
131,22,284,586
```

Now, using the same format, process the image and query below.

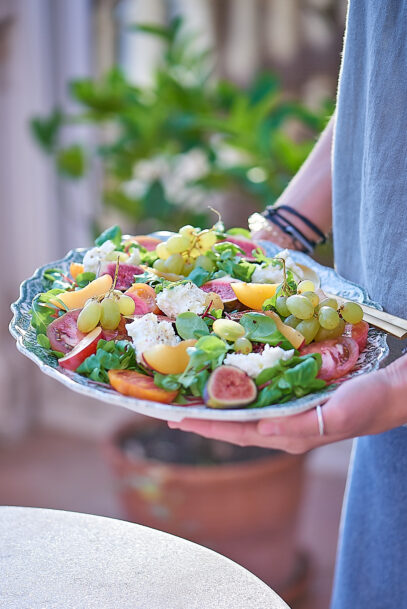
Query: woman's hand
168,359,407,454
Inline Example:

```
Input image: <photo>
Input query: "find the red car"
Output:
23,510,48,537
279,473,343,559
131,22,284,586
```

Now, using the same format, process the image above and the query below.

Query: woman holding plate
169,2,407,608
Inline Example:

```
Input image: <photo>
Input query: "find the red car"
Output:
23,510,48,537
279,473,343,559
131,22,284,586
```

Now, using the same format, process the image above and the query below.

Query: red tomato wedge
300,336,359,381
59,327,102,371
108,370,178,403
47,309,85,354
345,321,369,351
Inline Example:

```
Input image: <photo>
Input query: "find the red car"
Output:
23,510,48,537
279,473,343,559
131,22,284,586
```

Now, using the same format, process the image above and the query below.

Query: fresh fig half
204,365,257,409
100,262,144,291
201,278,240,311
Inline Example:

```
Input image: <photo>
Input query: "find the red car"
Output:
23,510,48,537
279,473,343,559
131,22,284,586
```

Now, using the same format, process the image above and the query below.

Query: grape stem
274,257,295,297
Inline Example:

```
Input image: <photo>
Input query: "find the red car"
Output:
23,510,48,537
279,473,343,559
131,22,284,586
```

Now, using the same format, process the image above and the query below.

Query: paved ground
0,428,347,609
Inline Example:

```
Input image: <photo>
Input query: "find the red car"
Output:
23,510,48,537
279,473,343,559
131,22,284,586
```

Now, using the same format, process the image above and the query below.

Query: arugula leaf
75,272,96,287
239,313,292,350
175,312,210,340
31,289,66,335
95,225,122,247
77,339,140,382
37,334,51,349
42,268,73,291
154,368,209,398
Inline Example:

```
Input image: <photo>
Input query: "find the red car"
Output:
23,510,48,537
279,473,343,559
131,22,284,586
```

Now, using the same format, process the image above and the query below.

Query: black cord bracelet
262,205,326,254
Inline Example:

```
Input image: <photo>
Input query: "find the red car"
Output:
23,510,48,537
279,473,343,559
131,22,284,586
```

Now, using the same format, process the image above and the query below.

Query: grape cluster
77,291,136,333
153,225,218,276
277,280,364,344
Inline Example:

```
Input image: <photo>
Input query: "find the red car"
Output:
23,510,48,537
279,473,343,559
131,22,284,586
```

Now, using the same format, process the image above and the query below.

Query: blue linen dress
331,1,407,607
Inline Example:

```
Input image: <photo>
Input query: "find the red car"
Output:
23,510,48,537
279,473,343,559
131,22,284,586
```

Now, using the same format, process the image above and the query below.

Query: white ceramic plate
10,240,389,422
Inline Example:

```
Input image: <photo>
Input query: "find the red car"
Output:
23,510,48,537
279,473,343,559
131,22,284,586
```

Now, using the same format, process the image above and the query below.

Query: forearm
252,115,335,246
276,115,334,238
382,354,407,428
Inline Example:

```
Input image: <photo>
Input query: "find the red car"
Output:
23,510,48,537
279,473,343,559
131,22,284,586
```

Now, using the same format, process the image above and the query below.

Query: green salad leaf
251,353,326,408
175,312,210,340
95,225,122,248
239,312,292,350
77,339,140,383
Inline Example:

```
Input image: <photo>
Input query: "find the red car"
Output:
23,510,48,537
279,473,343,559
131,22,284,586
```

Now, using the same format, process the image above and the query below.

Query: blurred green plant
31,16,332,231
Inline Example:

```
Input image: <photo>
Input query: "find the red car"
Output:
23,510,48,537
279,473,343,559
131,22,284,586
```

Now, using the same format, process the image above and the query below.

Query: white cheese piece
252,249,304,284
83,240,116,275
224,344,294,379
156,282,207,318
126,312,180,363
126,248,141,266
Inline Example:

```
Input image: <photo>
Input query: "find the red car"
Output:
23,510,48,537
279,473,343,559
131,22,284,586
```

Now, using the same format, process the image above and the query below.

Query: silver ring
316,405,325,436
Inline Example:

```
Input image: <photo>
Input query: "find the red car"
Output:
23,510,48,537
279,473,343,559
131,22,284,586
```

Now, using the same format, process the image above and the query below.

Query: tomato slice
125,283,160,315
345,321,369,351
47,309,85,354
108,370,178,403
300,336,359,381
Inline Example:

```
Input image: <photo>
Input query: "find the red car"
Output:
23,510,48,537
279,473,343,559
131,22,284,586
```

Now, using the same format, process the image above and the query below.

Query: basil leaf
95,225,122,247
231,260,256,282
186,335,228,372
175,312,210,340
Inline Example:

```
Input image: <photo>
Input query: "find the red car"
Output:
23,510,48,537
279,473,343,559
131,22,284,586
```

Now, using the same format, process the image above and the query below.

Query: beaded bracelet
262,205,326,254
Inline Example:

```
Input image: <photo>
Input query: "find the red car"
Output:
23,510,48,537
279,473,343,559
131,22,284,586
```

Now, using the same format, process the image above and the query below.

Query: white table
0,506,290,609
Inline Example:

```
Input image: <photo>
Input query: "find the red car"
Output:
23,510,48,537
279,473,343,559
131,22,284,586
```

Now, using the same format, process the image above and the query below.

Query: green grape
153,259,167,272
77,301,102,333
105,251,129,262
296,318,320,345
315,319,345,342
284,315,301,328
286,295,314,320
164,253,185,275
179,225,195,237
100,297,121,330
317,297,338,311
297,280,315,294
275,296,290,317
212,319,245,341
182,261,195,276
302,291,319,308
156,242,170,260
189,247,200,259
118,295,136,316
166,234,191,254
234,337,253,354
195,255,215,272
318,306,340,330
197,229,217,251
341,302,363,324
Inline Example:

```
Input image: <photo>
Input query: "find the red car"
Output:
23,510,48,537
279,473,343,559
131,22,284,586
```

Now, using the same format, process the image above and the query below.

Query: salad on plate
27,219,370,411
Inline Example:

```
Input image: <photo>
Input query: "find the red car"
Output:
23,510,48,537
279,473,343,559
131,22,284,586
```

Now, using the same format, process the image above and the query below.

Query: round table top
1,506,289,609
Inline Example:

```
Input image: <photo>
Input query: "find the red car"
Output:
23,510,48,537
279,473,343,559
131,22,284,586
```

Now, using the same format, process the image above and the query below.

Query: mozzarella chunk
252,249,304,284
224,344,294,378
83,240,116,274
126,313,180,363
156,282,207,318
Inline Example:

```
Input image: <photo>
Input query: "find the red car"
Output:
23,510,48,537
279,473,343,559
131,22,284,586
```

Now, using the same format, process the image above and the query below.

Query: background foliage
32,17,332,232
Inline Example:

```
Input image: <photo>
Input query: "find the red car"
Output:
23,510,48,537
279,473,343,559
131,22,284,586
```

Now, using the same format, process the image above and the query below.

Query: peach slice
51,274,113,310
231,282,279,311
264,311,305,350
143,339,197,375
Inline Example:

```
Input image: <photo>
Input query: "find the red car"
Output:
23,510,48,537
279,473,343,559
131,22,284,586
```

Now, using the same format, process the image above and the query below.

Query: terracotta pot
103,419,308,602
